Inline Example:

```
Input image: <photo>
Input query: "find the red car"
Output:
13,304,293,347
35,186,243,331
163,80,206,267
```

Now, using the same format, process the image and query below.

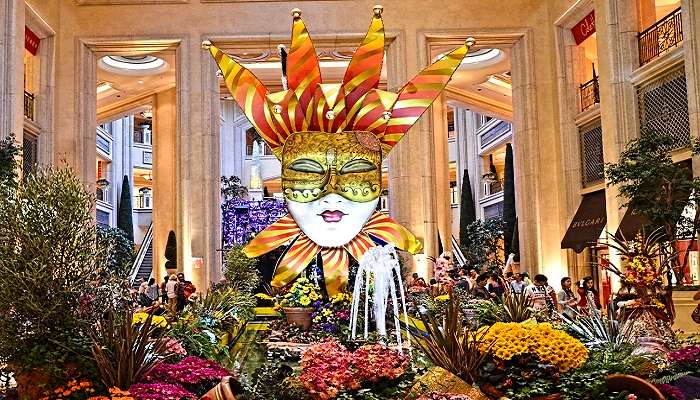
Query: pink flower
627,394,637,400
128,383,196,400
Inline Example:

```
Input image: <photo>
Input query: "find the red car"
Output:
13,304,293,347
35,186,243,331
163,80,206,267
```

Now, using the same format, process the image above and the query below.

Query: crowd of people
134,272,197,316
407,251,603,319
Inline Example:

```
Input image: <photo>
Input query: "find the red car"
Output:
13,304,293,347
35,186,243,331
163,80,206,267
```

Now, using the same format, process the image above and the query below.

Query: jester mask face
282,131,382,246
205,6,472,294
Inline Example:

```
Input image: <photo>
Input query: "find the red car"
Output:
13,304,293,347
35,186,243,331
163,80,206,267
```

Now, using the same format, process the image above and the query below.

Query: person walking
166,274,178,315
160,275,169,304
146,277,160,304
525,274,559,315
472,273,491,300
558,277,579,318
486,273,505,302
137,278,149,306
577,276,601,316
510,272,527,294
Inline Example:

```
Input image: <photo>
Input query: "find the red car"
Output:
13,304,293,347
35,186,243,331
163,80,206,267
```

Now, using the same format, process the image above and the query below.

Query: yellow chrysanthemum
479,322,588,372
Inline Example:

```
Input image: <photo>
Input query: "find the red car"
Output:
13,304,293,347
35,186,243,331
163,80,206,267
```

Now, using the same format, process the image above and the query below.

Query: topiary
165,230,177,270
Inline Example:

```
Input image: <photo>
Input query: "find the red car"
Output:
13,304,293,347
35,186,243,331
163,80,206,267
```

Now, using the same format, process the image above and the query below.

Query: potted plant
278,278,320,330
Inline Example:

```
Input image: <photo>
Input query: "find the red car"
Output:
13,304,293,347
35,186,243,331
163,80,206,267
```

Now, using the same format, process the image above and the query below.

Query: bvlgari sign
571,10,595,46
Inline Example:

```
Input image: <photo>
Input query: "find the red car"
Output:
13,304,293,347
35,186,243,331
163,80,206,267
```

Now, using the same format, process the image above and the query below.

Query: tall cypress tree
165,230,177,270
459,168,476,248
503,143,517,257
511,217,520,262
117,175,134,244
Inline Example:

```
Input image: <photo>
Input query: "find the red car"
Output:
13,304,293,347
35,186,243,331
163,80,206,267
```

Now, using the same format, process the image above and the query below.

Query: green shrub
0,167,114,380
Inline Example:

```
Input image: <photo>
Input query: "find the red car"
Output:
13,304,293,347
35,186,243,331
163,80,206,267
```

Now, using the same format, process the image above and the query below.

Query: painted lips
319,210,346,223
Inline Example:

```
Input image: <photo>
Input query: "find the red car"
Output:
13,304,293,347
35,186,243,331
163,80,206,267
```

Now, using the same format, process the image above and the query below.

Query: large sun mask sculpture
204,6,473,295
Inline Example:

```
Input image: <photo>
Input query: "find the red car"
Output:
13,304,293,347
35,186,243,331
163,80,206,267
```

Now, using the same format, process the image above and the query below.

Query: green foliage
473,292,534,326
560,345,655,400
460,218,504,270
116,175,134,244
164,230,177,270
169,286,255,364
459,169,476,248
243,362,310,400
90,309,174,389
0,167,104,376
561,307,626,350
409,293,494,384
221,175,248,202
502,143,517,258
0,133,21,186
605,130,700,241
96,226,135,278
224,245,261,294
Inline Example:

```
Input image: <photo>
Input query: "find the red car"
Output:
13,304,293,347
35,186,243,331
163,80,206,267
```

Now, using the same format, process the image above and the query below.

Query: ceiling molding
97,89,166,123
75,0,188,4
445,86,512,120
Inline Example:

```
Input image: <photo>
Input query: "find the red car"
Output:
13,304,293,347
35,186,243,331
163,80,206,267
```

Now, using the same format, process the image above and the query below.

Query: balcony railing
483,179,504,197
23,91,35,121
638,7,683,66
96,186,111,203
579,75,599,112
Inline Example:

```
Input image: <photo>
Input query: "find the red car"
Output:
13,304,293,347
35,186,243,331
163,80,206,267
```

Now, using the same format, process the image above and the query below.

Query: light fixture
98,55,168,76
96,81,113,94
140,109,153,119
461,48,501,64
487,75,512,90
141,173,153,181
96,178,110,188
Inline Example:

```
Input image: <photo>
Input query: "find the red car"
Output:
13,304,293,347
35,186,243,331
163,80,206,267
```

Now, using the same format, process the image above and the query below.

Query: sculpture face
282,131,382,246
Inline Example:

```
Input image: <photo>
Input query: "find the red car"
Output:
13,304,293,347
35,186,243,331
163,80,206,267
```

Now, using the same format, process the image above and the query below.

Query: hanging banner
572,10,595,45
25,27,40,55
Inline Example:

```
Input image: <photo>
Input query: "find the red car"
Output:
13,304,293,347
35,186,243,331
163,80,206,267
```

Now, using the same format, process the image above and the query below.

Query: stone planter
605,374,664,400
200,376,241,400
283,307,314,330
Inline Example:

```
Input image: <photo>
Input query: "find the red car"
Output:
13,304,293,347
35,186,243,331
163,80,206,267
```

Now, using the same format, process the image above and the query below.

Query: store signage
572,10,595,45
25,27,40,56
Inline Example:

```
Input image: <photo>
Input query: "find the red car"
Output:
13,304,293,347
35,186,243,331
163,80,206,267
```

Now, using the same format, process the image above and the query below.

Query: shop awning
615,207,649,240
561,190,607,253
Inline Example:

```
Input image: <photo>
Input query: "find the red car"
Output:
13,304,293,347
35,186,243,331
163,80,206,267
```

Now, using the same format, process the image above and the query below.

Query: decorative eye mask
282,131,382,203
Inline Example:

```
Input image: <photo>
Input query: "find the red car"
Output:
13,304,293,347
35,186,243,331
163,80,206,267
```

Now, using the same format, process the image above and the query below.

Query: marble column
0,0,24,147
153,87,177,282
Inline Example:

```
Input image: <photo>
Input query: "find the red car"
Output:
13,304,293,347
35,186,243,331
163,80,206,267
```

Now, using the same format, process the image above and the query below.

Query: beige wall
3,0,619,287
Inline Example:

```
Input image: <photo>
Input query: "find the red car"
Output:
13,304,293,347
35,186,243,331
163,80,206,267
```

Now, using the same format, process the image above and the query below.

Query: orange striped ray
350,89,397,136
265,90,304,138
320,248,350,295
363,212,423,254
243,214,302,257
345,232,376,261
288,12,322,122
308,84,329,132
271,235,321,289
208,44,282,151
381,43,470,151
342,11,385,114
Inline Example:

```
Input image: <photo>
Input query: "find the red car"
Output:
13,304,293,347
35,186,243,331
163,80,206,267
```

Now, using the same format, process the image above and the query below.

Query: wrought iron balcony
23,91,34,121
638,7,683,66
579,75,599,112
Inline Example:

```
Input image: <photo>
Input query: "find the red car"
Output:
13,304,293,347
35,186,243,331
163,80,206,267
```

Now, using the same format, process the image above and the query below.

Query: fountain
349,244,411,353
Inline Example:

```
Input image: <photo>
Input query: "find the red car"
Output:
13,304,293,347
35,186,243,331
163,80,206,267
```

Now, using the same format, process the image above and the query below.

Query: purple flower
667,345,700,364
128,383,196,400
656,383,686,400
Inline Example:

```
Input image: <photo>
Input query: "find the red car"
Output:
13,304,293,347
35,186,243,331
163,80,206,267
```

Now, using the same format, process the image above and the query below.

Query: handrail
129,222,154,284
638,7,682,66
579,75,599,112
